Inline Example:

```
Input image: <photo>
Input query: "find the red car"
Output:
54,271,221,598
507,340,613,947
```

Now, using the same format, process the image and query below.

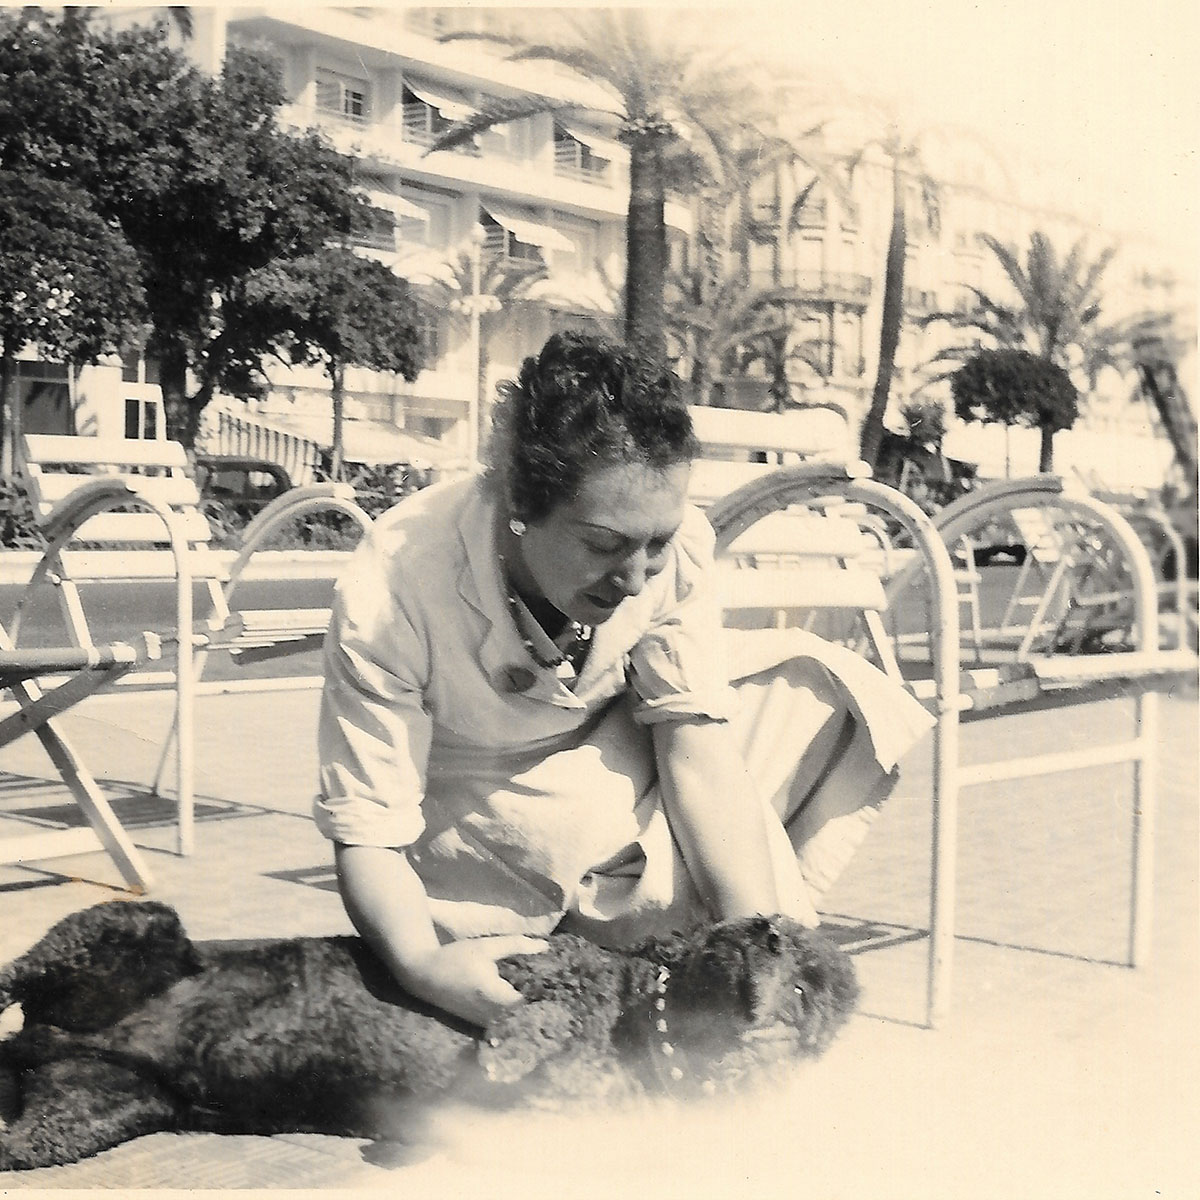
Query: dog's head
0,901,202,1033
650,915,858,1089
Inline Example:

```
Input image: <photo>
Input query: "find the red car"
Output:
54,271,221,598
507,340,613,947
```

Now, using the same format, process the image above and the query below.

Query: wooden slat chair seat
16,434,373,863
689,420,1197,1027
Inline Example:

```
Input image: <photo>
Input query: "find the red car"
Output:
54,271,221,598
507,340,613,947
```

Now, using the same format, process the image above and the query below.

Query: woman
316,332,932,1029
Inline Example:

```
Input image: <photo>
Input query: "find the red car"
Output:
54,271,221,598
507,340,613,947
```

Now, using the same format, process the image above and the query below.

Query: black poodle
0,900,858,1169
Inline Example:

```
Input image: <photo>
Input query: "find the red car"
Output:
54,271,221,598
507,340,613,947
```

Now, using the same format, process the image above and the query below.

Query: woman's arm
653,719,801,922
334,843,545,1028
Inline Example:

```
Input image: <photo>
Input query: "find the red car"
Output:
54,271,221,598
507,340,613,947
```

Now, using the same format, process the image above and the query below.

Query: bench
14,434,372,861
687,412,1197,1026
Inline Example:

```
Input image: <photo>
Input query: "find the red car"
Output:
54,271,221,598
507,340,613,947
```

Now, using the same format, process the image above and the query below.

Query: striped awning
403,82,476,123
555,121,623,160
363,190,430,221
481,204,575,253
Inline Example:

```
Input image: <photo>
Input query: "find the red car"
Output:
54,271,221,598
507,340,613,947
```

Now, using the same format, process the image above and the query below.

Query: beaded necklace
498,554,594,683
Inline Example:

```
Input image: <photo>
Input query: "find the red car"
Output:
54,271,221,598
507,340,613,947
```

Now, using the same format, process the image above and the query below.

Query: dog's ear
1,901,201,1032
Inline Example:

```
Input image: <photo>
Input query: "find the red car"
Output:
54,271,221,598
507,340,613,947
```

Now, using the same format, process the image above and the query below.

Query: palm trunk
859,156,907,468
329,361,345,482
625,129,668,361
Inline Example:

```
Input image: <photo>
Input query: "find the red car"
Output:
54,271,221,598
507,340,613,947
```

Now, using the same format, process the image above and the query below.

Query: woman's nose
609,548,659,597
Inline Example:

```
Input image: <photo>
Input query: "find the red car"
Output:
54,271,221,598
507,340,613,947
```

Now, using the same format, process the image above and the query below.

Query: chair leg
1128,690,1157,966
927,707,960,1028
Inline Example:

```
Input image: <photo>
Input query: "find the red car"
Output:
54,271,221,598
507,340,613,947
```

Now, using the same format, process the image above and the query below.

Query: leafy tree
899,398,948,450
235,248,425,480
0,9,364,448
0,171,144,474
927,230,1128,470
950,348,1079,471
431,8,774,359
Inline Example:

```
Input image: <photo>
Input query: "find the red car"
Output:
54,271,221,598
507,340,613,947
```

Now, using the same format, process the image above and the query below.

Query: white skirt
415,629,934,945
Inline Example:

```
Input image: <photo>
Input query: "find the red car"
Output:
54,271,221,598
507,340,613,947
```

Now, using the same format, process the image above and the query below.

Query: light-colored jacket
315,473,934,943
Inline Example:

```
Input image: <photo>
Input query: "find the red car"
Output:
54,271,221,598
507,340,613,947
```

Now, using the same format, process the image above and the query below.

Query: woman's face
512,459,692,626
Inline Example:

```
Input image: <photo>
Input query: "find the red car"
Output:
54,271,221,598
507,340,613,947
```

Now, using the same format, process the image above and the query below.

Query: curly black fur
0,902,857,1170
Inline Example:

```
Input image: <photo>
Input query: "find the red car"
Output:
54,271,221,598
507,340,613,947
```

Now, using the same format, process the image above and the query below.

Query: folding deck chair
0,619,157,890
17,434,372,860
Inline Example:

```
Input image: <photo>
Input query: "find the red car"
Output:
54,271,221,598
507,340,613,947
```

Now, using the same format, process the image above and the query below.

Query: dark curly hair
485,331,699,522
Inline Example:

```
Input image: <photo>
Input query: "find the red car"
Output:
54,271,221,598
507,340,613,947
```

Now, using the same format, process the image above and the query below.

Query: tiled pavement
0,681,1196,1197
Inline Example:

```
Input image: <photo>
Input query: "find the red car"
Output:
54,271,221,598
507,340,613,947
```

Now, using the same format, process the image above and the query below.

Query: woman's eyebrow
577,520,680,542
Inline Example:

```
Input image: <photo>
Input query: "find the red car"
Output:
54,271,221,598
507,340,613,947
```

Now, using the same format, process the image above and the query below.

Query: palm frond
425,95,576,155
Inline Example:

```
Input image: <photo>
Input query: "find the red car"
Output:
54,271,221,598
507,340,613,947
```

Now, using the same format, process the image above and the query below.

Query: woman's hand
402,935,549,1029
334,843,548,1028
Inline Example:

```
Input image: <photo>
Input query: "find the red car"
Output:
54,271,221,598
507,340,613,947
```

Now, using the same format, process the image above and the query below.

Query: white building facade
31,6,1191,494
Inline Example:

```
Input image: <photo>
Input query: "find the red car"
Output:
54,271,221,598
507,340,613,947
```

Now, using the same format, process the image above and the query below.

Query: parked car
195,455,292,521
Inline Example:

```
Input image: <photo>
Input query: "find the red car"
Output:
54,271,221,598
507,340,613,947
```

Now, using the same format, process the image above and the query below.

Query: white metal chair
689,424,1196,1028
17,434,372,858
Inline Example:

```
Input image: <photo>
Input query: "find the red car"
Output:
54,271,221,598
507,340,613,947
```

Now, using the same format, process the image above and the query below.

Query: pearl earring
508,518,527,537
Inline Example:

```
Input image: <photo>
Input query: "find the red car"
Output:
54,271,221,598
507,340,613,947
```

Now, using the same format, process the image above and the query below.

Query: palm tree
430,9,778,359
928,231,1125,471
854,126,944,467
419,246,549,451
665,267,802,406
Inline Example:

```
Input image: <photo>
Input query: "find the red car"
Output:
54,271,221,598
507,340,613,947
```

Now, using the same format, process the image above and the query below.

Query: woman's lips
585,592,622,613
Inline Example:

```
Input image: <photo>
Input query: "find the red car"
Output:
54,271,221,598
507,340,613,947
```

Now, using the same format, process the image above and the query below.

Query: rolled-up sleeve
628,507,738,726
314,536,433,848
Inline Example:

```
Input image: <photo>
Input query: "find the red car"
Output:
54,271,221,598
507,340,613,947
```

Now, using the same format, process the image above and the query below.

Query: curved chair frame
12,479,200,852
707,463,965,1025
148,485,374,804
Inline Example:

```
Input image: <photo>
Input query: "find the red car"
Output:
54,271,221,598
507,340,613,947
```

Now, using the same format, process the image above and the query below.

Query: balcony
750,270,872,306
904,287,940,315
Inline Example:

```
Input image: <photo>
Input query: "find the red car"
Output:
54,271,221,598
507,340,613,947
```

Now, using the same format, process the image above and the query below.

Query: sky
716,0,1199,276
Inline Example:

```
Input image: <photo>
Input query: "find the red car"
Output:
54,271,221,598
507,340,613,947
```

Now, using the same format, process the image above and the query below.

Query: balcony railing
351,228,398,252
315,102,371,128
750,270,872,303
553,158,612,185
904,287,940,313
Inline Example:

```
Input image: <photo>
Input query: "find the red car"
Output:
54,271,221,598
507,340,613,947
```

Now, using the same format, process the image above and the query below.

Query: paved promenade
0,679,1196,1197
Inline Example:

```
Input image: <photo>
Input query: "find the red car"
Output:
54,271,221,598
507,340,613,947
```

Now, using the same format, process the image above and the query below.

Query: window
791,181,827,228
354,206,398,252
749,174,779,223
120,352,160,386
316,69,371,125
549,214,598,274
481,213,543,265
415,306,442,362
553,123,611,182
124,396,159,440
478,206,575,267
795,234,824,276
